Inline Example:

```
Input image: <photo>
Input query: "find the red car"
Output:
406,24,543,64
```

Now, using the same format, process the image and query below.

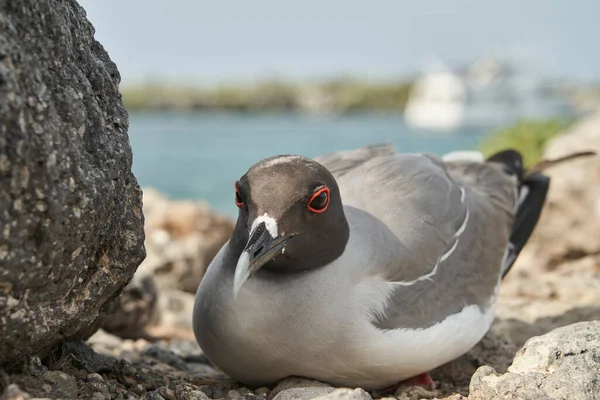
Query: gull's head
230,155,349,298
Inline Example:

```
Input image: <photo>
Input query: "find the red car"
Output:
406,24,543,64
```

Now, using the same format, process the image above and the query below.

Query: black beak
233,221,294,298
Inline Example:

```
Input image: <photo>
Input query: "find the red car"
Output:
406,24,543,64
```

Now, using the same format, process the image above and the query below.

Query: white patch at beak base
251,213,278,238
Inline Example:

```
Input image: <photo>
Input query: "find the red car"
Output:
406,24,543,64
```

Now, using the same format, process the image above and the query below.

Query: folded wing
315,145,522,330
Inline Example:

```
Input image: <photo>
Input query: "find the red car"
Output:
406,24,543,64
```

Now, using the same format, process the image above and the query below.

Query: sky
77,0,600,86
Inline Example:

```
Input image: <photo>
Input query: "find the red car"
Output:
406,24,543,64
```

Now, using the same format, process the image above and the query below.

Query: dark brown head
230,154,350,297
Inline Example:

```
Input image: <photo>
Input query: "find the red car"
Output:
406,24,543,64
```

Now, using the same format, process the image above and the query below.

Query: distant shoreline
120,79,414,114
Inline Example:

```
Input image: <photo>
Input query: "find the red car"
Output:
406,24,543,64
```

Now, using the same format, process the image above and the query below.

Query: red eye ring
307,186,330,214
234,183,244,208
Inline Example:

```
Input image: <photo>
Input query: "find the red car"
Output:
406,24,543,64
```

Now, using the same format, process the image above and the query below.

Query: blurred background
79,0,600,219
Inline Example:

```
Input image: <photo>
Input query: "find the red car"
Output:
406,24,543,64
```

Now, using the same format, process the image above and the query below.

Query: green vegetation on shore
479,118,571,168
121,79,413,113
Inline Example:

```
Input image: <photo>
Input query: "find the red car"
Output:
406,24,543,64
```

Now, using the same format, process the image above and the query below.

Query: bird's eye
308,187,330,213
234,183,244,208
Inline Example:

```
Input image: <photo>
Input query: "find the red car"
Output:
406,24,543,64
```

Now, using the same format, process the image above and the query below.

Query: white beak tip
233,251,251,299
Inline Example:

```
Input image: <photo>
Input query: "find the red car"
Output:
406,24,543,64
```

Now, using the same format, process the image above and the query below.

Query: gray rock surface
270,378,335,400
312,388,372,400
469,321,600,399
0,0,145,361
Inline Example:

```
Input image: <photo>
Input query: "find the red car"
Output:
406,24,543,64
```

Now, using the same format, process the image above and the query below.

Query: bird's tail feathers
486,148,595,278
524,150,596,177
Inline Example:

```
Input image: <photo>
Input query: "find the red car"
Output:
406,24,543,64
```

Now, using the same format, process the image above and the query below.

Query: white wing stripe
391,187,469,286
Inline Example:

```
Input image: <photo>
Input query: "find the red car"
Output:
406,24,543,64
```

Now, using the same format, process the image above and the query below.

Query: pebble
42,370,78,399
313,388,372,400
197,383,241,399
92,392,108,400
87,373,110,397
172,383,211,400
145,391,167,400
254,387,270,396
155,387,175,400
225,388,254,400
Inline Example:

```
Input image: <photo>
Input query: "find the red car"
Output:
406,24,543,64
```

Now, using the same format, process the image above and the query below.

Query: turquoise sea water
128,112,492,218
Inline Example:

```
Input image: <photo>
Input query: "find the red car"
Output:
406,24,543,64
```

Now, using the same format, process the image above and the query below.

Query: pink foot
400,372,436,390
371,372,436,397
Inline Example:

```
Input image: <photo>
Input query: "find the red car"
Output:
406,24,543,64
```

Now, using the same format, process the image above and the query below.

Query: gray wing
318,146,518,330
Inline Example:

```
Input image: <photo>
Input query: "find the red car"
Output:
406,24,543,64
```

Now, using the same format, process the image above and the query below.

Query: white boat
404,56,574,131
